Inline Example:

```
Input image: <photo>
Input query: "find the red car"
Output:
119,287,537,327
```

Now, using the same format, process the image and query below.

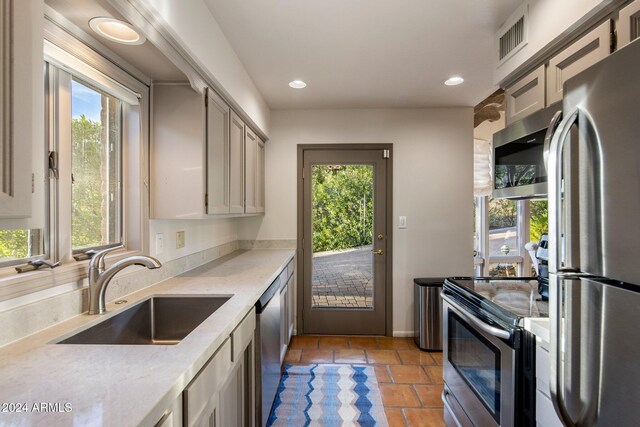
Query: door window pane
71,78,122,250
311,165,374,309
489,198,518,256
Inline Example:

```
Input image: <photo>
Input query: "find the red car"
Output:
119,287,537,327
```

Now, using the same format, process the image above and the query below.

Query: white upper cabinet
244,127,257,214
546,20,612,105
256,138,265,214
0,0,43,221
151,85,265,219
229,111,245,215
206,89,230,215
151,83,206,219
618,0,640,48
505,64,546,125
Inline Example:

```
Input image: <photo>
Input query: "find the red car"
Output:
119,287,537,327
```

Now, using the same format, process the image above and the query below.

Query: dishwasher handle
255,276,281,313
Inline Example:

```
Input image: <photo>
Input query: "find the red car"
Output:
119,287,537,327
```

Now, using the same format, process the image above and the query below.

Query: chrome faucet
87,246,162,315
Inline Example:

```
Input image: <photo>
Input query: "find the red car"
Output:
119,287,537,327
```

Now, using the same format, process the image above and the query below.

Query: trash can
414,277,444,351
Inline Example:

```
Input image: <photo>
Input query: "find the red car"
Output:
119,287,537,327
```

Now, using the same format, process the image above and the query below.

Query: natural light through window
70,78,122,250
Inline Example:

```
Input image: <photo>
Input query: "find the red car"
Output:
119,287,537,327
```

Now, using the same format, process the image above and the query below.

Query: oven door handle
441,292,511,340
442,390,464,427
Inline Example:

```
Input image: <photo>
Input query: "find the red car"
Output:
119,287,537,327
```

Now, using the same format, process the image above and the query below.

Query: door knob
371,249,384,255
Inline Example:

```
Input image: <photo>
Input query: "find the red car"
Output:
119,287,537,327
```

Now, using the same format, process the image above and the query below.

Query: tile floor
285,335,445,427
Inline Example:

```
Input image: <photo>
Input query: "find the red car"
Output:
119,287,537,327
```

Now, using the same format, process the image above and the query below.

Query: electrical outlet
176,231,185,249
155,233,164,254
399,216,407,229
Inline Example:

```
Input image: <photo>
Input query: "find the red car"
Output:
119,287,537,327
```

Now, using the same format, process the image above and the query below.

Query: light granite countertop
0,249,294,427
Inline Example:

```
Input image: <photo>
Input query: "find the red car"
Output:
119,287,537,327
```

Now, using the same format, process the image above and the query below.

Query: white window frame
0,24,150,304
475,196,532,277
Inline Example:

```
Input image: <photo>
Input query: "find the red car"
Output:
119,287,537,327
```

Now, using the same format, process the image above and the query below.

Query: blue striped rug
267,364,388,427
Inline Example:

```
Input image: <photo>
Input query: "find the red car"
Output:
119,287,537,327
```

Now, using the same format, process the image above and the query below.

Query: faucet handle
88,245,125,271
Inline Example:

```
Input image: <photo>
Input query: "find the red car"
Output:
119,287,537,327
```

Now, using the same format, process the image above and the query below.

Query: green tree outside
529,200,548,242
0,230,30,260
312,165,374,253
71,114,106,249
0,114,108,262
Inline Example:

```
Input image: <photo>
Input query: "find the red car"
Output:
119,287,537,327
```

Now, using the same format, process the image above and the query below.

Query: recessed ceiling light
289,80,307,89
89,17,146,45
444,76,464,86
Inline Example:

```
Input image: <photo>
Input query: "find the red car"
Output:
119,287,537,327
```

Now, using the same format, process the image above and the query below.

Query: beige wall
239,108,475,334
148,219,239,263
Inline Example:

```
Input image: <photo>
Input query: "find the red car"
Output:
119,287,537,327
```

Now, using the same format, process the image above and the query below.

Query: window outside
311,164,374,309
488,198,518,257
71,78,122,250
529,200,548,242
0,229,45,265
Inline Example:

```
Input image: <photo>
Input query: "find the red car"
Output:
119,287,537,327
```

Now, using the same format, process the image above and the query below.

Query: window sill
0,249,141,303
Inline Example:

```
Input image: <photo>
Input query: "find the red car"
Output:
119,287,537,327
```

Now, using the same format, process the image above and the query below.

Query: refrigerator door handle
543,110,563,171
549,274,576,427
550,274,602,427
548,107,579,273
548,108,581,427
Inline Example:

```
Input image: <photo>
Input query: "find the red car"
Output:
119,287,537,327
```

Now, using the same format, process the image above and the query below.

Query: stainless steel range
441,277,548,427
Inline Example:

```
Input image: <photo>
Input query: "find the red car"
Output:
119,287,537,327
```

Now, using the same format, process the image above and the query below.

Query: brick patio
312,246,373,308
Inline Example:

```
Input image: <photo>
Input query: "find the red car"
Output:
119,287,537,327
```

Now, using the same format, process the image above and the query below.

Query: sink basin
58,296,231,345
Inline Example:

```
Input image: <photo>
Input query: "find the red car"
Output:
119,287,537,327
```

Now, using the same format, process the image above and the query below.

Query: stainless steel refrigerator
547,38,640,426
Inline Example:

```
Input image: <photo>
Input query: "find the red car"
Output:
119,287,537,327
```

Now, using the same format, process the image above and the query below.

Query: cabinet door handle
371,249,384,255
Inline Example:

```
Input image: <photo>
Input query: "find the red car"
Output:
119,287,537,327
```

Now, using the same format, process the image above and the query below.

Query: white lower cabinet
183,309,256,427
286,260,295,343
279,259,296,365
535,339,563,427
220,355,246,427
279,270,289,365
287,274,294,342
155,394,183,427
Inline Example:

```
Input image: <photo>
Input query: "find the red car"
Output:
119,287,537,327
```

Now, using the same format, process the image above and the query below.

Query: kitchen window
0,229,46,267
46,53,136,264
474,197,547,277
473,138,548,276
69,78,123,251
0,28,149,302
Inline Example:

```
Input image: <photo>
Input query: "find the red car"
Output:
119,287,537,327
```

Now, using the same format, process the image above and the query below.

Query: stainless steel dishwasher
255,276,282,427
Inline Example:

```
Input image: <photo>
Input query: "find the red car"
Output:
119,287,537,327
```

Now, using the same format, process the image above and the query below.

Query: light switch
155,233,164,254
399,216,407,229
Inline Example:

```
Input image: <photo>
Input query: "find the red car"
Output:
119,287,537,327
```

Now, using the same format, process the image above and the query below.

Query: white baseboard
393,331,415,338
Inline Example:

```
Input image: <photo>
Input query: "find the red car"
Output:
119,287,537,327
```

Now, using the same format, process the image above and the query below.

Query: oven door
442,296,515,427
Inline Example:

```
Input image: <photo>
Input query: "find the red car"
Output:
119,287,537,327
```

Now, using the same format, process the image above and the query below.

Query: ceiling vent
496,4,529,64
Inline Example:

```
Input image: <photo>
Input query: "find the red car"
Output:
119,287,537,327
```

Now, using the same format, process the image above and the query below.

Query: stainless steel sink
58,296,231,345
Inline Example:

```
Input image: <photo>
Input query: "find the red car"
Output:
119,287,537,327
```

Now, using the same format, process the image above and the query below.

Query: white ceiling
46,0,187,82
203,0,521,110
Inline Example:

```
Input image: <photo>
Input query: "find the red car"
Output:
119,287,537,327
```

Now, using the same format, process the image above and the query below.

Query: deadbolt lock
377,234,384,240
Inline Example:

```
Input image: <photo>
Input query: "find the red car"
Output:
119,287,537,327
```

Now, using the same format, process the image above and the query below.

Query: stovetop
444,277,549,328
